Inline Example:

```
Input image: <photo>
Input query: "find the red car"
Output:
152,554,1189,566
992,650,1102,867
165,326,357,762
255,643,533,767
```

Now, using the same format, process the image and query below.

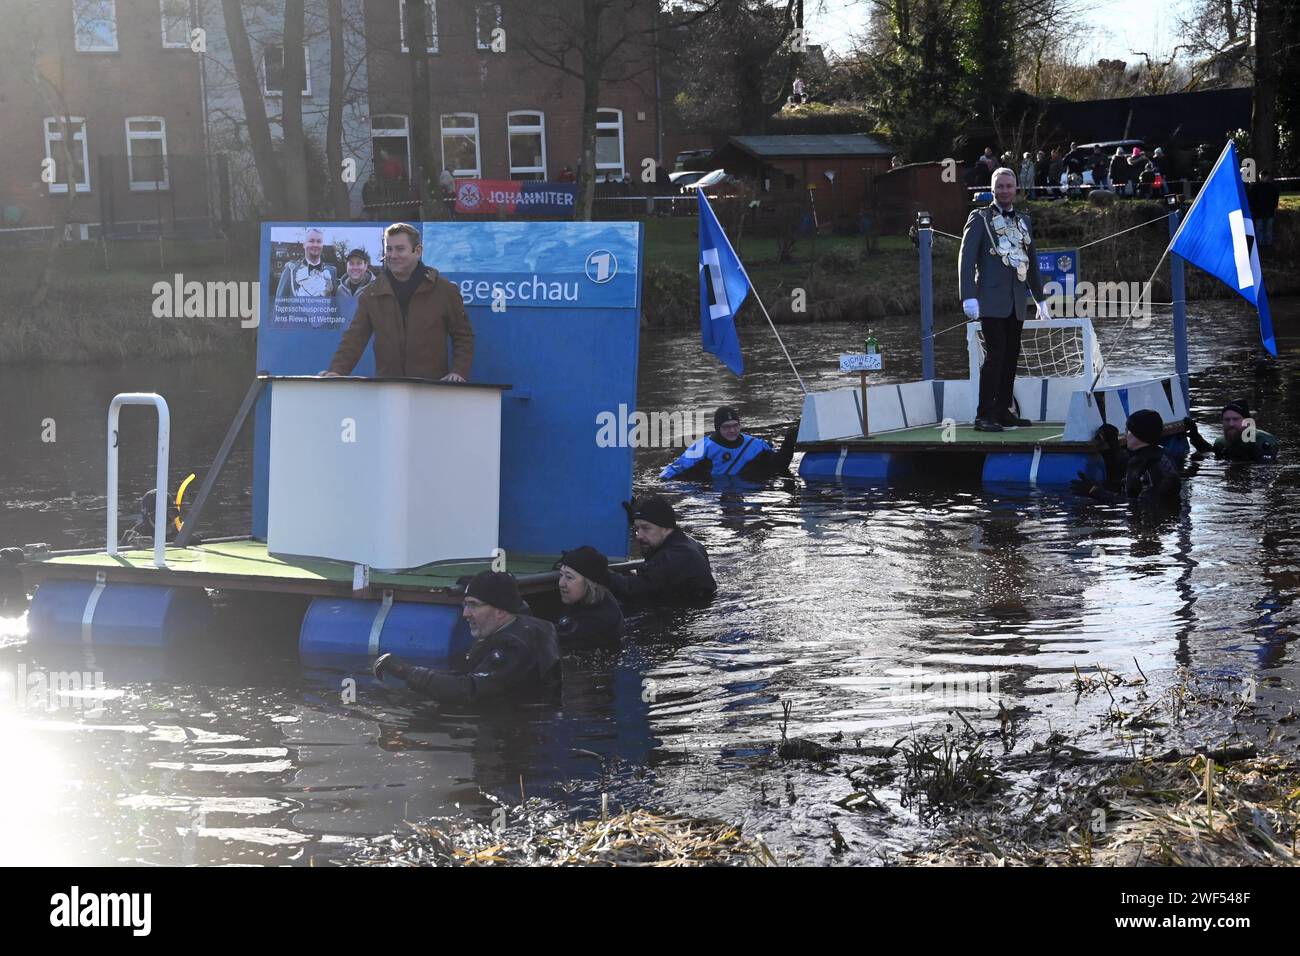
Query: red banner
453,179,578,216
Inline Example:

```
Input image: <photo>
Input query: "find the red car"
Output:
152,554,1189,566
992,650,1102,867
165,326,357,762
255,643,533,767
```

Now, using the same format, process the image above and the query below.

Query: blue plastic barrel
983,451,1103,486
28,581,211,647
799,450,914,482
298,597,472,665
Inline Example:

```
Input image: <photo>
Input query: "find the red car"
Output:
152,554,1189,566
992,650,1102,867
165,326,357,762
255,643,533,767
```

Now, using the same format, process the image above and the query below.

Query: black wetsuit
608,528,717,605
398,614,560,705
556,590,626,647
1086,444,1182,509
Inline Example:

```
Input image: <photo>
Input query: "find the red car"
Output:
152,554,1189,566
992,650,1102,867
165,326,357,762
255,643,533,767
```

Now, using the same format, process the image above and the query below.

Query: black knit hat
463,570,526,613
714,406,741,430
558,546,610,587
1223,399,1251,418
1126,409,1164,446
345,248,370,262
632,494,677,530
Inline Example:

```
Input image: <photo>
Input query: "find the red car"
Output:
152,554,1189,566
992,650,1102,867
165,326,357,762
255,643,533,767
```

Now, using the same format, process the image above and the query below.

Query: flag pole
1090,139,1238,391
750,286,808,394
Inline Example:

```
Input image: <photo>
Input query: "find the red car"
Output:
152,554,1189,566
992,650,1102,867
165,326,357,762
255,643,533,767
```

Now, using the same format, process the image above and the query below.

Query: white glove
962,298,979,320
1037,300,1052,321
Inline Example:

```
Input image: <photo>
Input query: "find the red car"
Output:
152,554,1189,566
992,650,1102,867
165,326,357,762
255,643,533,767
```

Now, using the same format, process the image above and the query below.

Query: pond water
1,299,1296,865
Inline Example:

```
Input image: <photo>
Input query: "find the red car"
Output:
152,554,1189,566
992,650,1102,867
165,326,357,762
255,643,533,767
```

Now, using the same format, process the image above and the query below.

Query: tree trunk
1252,0,1280,174
406,0,438,219
220,0,285,215
282,0,309,217
326,0,350,217
577,0,603,221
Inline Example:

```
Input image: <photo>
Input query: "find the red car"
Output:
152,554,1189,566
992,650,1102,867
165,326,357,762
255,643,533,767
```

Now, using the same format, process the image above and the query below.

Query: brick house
0,0,663,236
0,0,211,236
361,1,660,194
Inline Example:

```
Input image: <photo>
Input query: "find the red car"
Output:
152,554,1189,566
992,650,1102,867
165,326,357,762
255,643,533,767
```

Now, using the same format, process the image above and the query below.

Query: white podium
265,376,505,570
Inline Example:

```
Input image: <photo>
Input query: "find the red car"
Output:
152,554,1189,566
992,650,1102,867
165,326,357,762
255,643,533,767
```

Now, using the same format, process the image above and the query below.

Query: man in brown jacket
321,222,474,381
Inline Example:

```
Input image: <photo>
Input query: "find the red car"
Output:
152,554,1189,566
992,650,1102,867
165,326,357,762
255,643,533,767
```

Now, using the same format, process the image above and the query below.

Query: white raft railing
106,393,170,569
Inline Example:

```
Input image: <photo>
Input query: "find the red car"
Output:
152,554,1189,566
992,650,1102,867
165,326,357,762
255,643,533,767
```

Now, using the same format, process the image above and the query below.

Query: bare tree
402,0,439,218
3,2,85,308
325,0,350,216
220,0,287,214
282,0,310,216
502,0,719,219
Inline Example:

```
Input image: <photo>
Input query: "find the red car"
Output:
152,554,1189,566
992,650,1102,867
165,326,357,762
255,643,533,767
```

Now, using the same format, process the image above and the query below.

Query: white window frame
371,114,412,181
475,3,502,50
595,108,625,178
440,113,481,178
398,0,439,54
160,0,191,49
507,111,547,180
262,44,312,97
126,116,170,191
74,0,118,53
43,117,91,194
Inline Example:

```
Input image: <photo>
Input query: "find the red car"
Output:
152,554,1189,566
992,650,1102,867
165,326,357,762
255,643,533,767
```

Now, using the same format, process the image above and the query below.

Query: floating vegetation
903,754,1300,867
349,797,776,867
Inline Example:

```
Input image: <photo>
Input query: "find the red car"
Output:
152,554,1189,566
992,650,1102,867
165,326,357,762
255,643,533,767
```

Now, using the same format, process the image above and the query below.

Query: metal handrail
107,393,170,568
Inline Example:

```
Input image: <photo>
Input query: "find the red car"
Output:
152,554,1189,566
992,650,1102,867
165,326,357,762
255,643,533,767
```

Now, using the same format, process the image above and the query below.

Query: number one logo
702,247,730,319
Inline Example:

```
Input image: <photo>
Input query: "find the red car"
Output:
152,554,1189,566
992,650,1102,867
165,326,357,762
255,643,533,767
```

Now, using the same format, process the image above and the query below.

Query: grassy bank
643,201,1300,329
2,239,256,365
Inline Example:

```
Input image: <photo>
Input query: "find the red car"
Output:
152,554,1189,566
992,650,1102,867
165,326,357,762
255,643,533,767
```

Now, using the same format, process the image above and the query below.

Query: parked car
673,148,714,173
679,169,735,192
669,170,710,192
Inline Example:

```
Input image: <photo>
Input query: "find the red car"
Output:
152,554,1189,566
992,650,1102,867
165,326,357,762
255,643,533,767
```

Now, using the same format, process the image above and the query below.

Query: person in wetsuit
554,546,625,647
1185,399,1280,463
373,571,559,705
609,495,717,606
660,406,798,481
1071,409,1181,510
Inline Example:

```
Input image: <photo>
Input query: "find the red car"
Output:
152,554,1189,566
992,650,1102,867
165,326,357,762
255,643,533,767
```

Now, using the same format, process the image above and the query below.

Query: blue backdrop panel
253,221,642,558
29,581,211,647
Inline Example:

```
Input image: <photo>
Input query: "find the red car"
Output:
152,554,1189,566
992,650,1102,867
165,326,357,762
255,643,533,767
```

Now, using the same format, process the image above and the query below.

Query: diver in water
373,571,560,706
609,495,717,605
660,406,798,482
1071,409,1181,510
1185,400,1280,463
554,546,625,647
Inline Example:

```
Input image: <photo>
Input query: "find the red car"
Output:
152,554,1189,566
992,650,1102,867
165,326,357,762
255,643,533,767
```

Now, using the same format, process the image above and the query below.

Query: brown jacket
328,267,475,379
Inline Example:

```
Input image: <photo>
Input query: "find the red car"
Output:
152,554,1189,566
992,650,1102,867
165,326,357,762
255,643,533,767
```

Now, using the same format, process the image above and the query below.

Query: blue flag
698,191,751,376
1170,141,1276,356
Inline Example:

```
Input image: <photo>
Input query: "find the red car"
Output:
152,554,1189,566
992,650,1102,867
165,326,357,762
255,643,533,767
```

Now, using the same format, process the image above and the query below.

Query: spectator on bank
1020,151,1036,199
1034,150,1049,199
1047,149,1063,199
1109,147,1131,197
1089,148,1107,188
1151,147,1174,193
557,165,576,183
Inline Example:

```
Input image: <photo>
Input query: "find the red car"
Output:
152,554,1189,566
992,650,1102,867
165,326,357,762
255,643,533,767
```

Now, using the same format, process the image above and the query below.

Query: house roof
725,134,894,159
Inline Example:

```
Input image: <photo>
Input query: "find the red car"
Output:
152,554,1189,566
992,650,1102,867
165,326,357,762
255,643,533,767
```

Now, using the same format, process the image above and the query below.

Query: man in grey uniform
959,167,1051,432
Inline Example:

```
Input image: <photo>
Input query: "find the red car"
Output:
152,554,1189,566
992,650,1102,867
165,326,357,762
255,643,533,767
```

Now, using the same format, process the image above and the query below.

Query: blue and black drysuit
660,425,797,481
